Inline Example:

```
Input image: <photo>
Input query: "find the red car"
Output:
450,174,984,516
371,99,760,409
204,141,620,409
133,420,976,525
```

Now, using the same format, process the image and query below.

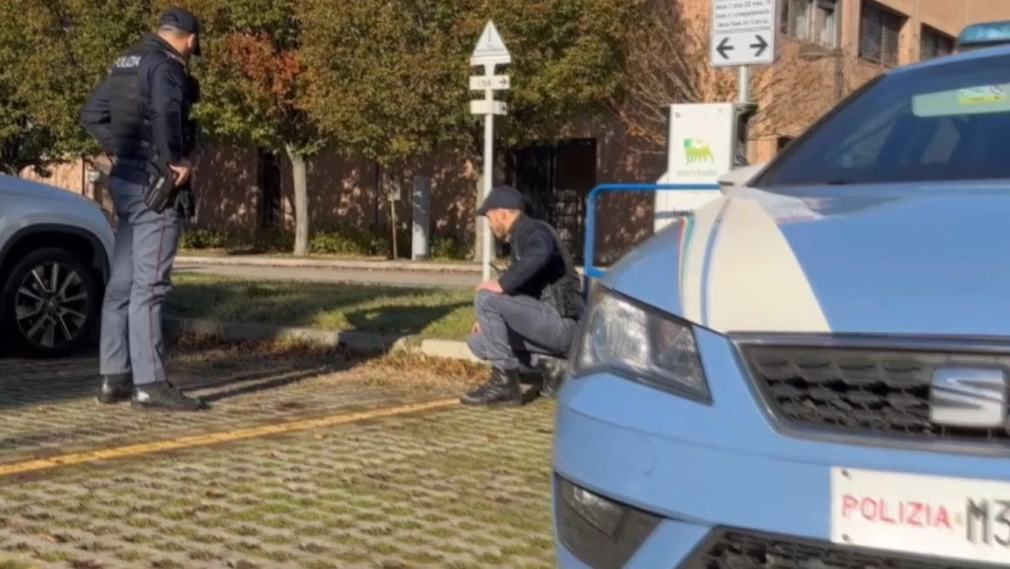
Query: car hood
603,182,1010,337
0,174,99,207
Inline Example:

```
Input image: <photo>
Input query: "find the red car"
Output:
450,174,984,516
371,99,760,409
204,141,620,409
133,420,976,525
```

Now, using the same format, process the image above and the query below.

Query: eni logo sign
683,138,714,164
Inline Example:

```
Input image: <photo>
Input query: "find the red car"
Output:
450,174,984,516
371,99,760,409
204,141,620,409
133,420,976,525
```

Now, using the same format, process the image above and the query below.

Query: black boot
97,373,134,404
131,381,207,412
537,357,568,399
460,368,522,407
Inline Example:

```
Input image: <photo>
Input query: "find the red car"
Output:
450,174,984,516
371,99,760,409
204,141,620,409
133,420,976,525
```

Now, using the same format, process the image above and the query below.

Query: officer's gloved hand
175,187,196,221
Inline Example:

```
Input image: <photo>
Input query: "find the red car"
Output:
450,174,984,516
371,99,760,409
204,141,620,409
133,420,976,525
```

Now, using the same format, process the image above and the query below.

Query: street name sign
710,0,777,67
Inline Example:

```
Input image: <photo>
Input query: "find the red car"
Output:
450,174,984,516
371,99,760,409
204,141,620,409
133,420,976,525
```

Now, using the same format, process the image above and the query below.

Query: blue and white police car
553,22,1010,569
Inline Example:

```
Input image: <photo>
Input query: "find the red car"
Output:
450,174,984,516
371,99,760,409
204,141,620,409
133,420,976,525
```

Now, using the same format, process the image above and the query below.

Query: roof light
958,21,1010,50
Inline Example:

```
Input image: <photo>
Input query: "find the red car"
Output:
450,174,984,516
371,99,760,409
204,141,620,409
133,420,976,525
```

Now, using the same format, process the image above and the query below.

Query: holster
143,149,178,214
547,280,583,320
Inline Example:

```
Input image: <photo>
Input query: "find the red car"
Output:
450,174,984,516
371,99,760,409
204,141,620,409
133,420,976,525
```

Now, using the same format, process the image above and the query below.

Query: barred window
920,25,955,60
858,0,905,66
781,0,839,47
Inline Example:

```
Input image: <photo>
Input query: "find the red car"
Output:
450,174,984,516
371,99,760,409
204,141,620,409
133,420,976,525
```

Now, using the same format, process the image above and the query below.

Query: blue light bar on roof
958,21,1010,48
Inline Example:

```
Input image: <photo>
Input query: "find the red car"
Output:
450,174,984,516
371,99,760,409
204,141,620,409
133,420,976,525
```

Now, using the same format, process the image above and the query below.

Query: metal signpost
469,20,511,282
709,0,777,103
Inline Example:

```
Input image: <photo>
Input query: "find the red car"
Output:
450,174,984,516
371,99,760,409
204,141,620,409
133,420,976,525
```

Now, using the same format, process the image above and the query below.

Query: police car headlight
570,286,710,403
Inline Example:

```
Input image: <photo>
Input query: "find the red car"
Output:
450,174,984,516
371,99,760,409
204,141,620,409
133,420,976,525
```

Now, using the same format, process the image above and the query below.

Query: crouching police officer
80,8,204,411
461,185,584,407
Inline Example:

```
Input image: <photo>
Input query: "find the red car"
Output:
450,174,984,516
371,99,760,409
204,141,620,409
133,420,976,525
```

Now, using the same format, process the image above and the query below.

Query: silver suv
0,175,113,357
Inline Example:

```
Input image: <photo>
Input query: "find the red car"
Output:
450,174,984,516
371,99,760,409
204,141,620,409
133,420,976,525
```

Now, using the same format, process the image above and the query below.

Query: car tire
0,247,102,358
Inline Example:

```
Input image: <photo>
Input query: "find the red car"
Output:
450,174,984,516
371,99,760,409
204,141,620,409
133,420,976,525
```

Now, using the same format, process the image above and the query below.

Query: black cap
476,184,526,216
159,8,202,56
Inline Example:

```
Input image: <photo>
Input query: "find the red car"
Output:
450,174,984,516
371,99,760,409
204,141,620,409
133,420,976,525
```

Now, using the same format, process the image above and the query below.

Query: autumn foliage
222,32,302,121
0,0,647,252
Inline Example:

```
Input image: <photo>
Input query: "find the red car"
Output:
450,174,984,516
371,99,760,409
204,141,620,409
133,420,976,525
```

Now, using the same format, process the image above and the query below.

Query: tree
0,0,148,174
751,39,886,140
0,77,60,175
163,0,324,256
7,0,153,160
299,0,645,253
612,0,885,156
608,0,736,152
299,0,472,165
464,0,647,147
302,0,644,154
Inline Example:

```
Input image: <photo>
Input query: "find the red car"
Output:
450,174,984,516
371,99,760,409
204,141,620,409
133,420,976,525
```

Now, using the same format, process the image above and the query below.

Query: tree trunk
286,144,310,257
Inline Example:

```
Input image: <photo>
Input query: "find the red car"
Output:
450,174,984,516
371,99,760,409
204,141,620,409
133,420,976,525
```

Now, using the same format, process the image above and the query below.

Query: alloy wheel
14,261,90,350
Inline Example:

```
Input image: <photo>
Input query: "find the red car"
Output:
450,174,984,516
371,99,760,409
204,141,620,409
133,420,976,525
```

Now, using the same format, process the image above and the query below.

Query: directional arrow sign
470,20,511,67
470,100,508,116
469,74,511,91
709,0,777,67
715,37,734,60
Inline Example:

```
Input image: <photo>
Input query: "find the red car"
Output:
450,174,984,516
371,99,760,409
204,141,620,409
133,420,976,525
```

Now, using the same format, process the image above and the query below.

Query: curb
417,339,482,363
176,255,482,274
164,317,482,363
176,255,591,276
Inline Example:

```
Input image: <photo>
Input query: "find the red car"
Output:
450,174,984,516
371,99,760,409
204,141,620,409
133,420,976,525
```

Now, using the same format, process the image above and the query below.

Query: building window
920,25,954,60
781,0,839,47
859,1,906,66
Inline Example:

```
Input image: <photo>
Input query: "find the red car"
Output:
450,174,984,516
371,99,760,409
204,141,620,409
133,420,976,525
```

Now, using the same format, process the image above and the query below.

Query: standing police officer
461,185,584,407
81,8,204,411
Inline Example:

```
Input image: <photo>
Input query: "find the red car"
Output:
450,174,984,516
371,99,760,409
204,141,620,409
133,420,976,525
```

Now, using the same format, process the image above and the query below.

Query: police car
0,175,113,357
553,22,1010,569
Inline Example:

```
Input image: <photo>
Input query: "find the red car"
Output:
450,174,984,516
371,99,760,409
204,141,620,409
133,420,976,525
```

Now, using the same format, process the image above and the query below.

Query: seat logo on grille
929,367,1008,428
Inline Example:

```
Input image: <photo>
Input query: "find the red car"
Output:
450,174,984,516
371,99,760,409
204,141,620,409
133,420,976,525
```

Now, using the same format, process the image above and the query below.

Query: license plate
831,467,1010,565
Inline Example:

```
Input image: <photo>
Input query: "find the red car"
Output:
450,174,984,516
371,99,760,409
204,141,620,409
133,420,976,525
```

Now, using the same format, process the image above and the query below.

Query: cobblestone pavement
0,342,458,463
0,344,557,568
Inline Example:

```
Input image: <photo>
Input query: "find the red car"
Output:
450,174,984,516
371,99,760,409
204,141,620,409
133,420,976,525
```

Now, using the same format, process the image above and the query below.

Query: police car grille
681,529,992,569
738,344,1010,442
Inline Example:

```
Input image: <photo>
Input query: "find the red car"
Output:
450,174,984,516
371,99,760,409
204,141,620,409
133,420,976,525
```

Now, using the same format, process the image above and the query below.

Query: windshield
755,52,1010,187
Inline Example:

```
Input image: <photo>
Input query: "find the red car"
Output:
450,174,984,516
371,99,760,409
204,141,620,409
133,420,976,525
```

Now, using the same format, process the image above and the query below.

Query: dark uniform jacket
81,34,195,184
498,214,584,320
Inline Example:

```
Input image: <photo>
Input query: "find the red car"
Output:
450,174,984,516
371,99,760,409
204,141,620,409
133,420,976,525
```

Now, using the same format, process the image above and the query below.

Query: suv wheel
1,247,101,357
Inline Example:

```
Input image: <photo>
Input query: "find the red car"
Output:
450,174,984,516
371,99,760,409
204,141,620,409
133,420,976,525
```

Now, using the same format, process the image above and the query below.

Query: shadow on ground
0,336,493,466
0,335,351,412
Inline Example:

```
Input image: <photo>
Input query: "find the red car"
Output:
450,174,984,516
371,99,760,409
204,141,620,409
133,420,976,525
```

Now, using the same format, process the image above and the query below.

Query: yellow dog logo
683,138,714,164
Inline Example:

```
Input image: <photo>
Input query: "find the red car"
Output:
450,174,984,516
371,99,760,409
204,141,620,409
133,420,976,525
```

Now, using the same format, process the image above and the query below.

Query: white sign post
469,20,511,282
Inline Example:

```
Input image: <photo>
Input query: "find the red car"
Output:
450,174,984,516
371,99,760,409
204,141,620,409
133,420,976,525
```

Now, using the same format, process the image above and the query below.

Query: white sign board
470,100,508,115
655,103,734,231
470,21,511,67
710,0,777,67
469,75,511,91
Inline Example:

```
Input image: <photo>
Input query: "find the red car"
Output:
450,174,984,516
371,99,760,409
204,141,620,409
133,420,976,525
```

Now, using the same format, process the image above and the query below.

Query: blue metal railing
582,183,721,285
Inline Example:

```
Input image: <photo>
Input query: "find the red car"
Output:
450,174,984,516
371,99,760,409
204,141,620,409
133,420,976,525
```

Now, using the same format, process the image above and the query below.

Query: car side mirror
718,162,768,191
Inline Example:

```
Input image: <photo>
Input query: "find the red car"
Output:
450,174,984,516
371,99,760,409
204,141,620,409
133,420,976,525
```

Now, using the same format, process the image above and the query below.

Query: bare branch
748,40,888,140
611,0,890,153
608,0,737,153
